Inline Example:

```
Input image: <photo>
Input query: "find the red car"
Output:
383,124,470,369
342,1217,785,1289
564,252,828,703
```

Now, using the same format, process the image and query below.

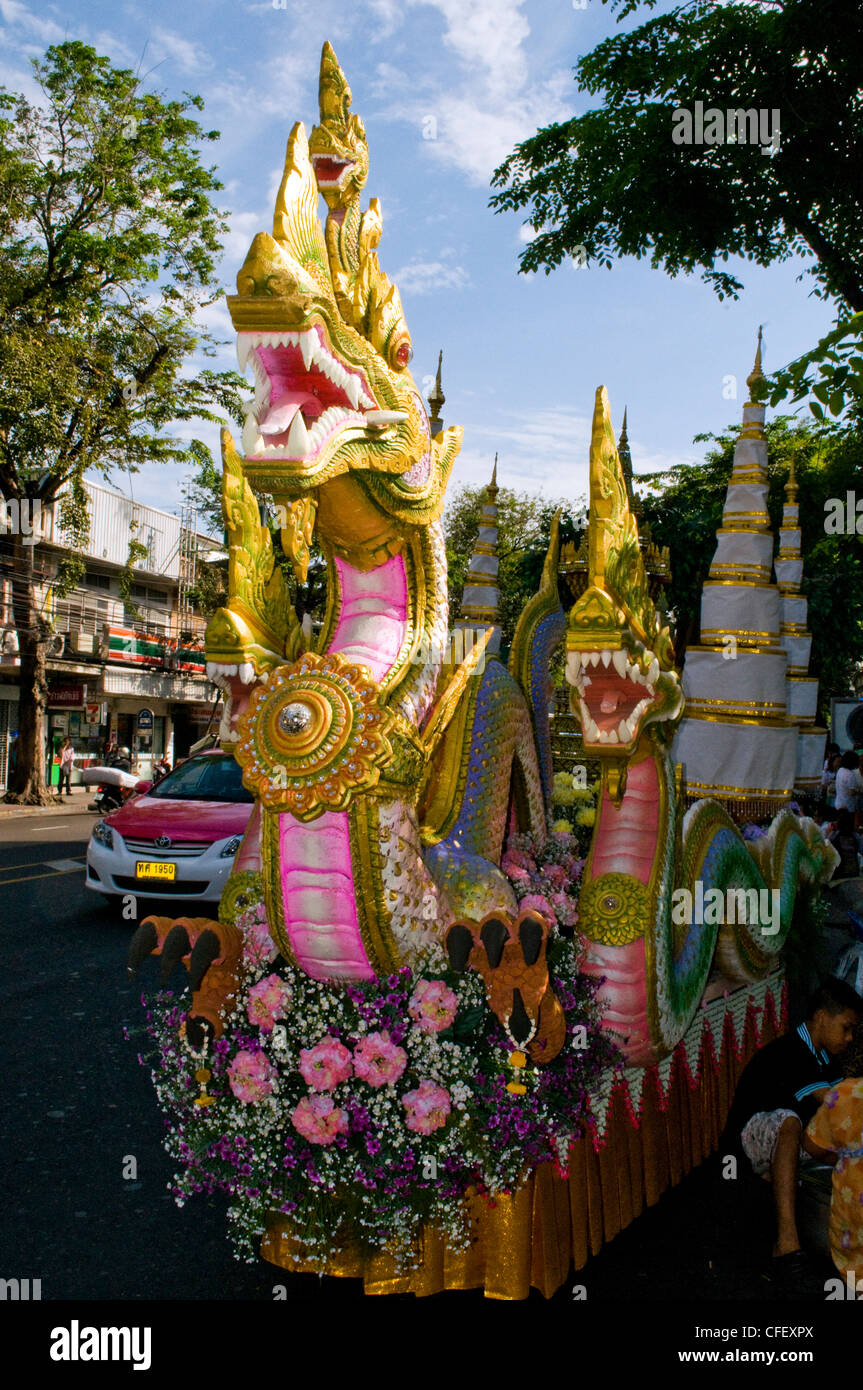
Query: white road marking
44,859,86,872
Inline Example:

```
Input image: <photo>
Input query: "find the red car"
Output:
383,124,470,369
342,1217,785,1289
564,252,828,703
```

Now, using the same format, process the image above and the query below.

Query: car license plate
136,861,177,880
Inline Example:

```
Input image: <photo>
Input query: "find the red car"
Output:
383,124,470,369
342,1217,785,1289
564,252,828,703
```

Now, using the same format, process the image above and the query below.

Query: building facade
0,481,223,791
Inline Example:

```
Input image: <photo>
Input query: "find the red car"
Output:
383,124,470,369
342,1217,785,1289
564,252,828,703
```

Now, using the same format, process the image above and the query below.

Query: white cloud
151,26,212,74
370,0,574,185
393,259,470,295
0,0,64,43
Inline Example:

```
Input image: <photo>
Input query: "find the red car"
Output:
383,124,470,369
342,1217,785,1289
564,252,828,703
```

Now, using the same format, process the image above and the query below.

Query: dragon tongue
260,391,323,435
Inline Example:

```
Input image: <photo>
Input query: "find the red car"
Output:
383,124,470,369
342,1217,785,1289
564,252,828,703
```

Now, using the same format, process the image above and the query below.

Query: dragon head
566,388,682,770
227,42,461,573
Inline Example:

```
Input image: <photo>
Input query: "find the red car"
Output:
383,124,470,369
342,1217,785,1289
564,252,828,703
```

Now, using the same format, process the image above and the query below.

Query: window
84,572,110,590
150,754,253,803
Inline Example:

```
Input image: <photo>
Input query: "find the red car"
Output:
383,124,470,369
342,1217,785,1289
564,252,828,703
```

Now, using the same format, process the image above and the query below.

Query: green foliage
638,416,863,712
186,560,227,619
490,1,863,413
118,528,150,616
52,474,89,598
769,314,863,421
0,41,245,508
443,484,585,657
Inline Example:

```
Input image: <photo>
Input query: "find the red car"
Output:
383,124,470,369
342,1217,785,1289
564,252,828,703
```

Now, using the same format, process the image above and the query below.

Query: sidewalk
0,789,99,819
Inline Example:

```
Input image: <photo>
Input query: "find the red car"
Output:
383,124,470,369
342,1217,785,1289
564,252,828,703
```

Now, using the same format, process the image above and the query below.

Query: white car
85,751,253,904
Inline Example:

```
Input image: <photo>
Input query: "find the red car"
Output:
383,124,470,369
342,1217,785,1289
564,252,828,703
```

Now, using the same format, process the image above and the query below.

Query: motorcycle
82,762,139,814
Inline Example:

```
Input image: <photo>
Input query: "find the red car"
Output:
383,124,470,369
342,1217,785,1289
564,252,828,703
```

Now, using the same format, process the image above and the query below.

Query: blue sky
1,0,835,519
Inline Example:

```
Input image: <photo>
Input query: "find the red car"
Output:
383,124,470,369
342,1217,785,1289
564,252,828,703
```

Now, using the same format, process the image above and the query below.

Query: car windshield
149,755,254,803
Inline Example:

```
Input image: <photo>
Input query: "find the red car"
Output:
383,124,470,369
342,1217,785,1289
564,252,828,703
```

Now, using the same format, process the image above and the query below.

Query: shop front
99,667,219,778
46,679,107,787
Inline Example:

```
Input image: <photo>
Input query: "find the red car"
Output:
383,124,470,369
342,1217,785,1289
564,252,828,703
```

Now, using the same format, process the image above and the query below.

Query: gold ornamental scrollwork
235,651,393,819
577,872,648,946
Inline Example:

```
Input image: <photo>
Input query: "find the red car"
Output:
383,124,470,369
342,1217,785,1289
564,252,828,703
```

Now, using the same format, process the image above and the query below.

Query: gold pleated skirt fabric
261,1005,780,1298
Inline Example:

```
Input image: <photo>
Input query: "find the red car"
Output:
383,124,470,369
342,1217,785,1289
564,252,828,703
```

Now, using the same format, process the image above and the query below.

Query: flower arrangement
138,898,619,1269
501,827,586,932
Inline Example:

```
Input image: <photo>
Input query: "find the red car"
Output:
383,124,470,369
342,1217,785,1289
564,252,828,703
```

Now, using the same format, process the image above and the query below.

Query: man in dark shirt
725,976,861,1282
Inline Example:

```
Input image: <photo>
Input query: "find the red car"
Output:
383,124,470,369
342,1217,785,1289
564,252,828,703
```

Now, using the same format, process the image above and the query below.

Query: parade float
129,43,837,1298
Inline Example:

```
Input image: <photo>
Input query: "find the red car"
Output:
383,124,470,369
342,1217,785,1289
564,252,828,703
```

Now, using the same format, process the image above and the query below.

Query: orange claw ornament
444,909,566,1068
127,915,244,1043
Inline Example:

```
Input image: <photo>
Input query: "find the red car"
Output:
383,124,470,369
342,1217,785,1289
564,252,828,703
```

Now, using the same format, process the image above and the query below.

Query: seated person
804,1073,863,1288
828,809,863,880
723,977,862,1283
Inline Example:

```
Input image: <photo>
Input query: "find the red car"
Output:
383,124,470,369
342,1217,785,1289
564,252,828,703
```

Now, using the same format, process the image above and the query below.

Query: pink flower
402,1080,451,1135
246,973,292,1033
521,893,555,922
298,1035,353,1091
291,1093,349,1146
504,847,530,870
409,979,458,1034
502,860,530,884
542,863,568,889
242,917,278,969
353,1030,407,1088
551,891,579,926
227,1049,277,1104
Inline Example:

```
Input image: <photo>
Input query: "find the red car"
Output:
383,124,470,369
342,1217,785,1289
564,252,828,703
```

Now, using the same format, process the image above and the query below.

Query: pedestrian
152,754,172,784
835,750,863,816
56,737,74,800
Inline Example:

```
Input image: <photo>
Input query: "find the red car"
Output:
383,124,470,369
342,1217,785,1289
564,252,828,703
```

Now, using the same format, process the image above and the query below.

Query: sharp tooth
648,658,660,685
618,720,630,742
601,650,611,668
586,716,599,741
628,661,642,684
582,675,592,688
627,714,639,737
239,663,255,685
365,411,408,429
607,729,619,744
286,410,310,458
236,337,252,372
612,650,628,678
344,376,362,410
299,331,315,371
242,414,262,455
566,652,581,681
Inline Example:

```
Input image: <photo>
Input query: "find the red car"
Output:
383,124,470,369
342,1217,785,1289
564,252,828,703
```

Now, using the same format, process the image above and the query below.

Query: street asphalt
0,800,842,1308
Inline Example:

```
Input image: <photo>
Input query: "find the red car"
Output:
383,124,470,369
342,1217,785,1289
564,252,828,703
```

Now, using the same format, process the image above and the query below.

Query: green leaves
768,314,863,420
491,0,863,343
0,40,244,506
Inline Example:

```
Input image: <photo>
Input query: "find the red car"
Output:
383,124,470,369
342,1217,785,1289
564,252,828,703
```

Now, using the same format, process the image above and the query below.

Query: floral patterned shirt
806,1079,863,1280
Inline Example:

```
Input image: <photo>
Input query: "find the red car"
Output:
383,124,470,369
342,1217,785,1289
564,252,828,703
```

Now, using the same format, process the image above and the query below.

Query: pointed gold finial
487,453,499,501
785,455,798,502
427,349,445,429
746,326,765,400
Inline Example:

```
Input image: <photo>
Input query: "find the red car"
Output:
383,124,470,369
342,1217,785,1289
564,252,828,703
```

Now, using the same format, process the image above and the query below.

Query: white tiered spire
775,459,826,791
455,456,502,658
672,332,798,818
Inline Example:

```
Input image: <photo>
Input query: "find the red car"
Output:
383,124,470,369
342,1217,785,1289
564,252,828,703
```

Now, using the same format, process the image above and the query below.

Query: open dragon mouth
567,648,661,748
310,154,354,188
238,326,402,463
